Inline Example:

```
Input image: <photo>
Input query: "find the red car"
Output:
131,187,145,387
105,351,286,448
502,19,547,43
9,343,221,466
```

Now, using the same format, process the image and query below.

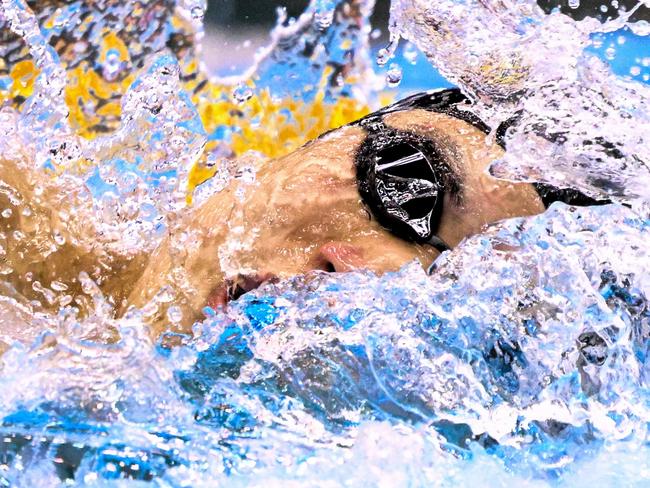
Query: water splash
0,0,650,485
389,0,650,203
1,0,78,167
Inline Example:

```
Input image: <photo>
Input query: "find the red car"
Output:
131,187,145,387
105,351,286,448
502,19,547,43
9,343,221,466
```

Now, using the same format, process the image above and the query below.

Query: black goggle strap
355,113,452,254
427,234,451,253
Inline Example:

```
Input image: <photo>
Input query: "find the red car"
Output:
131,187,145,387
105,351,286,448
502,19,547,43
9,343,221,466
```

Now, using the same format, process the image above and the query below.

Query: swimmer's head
127,89,545,337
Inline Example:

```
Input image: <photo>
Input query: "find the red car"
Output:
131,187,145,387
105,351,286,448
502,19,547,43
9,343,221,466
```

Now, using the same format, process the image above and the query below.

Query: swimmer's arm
124,185,240,338
0,157,148,311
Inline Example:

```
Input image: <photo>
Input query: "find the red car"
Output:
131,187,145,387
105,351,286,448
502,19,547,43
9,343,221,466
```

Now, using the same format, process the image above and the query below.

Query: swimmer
0,89,600,341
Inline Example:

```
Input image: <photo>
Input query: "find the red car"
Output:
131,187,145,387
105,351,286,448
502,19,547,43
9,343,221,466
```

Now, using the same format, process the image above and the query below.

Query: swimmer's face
127,108,544,337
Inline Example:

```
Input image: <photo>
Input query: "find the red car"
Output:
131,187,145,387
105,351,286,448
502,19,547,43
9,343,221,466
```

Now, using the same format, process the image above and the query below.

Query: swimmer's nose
205,244,365,312
315,242,365,273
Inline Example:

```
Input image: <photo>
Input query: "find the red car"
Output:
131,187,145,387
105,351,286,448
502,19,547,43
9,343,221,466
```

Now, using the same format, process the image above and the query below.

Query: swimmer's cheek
330,232,440,277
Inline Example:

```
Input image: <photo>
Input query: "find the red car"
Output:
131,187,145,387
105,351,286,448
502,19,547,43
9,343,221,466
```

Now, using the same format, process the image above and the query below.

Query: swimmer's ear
315,242,365,273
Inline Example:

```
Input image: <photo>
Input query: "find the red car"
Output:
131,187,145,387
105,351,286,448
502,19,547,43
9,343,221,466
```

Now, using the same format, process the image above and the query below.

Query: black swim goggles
352,88,605,253
353,89,483,253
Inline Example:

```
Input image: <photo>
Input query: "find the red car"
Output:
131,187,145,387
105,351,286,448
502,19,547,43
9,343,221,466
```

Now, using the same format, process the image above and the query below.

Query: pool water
0,0,649,485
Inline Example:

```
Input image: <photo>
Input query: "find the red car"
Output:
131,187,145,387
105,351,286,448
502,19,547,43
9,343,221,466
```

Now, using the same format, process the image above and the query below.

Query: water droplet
38,285,59,305
377,34,400,67
167,306,183,323
190,6,204,19
102,51,123,82
1,209,12,218
155,286,175,304
568,0,580,9
377,48,392,67
233,84,254,104
605,47,617,60
50,281,68,292
53,231,66,246
314,11,334,30
79,272,100,295
386,63,403,87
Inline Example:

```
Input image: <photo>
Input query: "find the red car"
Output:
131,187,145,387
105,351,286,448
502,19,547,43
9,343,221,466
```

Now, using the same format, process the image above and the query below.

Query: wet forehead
265,124,366,183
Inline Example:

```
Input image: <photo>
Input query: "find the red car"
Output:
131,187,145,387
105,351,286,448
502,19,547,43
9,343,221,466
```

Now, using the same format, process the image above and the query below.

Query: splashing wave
0,0,649,484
